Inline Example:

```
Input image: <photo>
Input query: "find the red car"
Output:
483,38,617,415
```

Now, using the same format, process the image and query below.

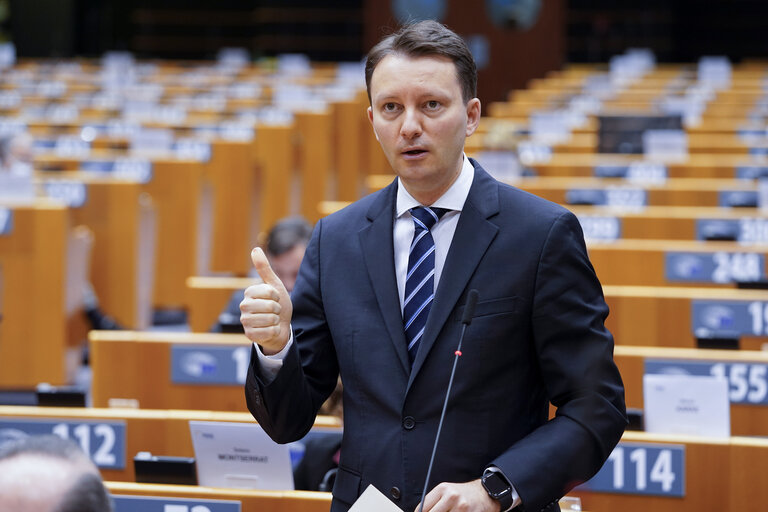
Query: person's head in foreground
0,434,113,512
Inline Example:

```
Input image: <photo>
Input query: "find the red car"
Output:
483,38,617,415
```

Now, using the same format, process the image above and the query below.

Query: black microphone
418,289,479,512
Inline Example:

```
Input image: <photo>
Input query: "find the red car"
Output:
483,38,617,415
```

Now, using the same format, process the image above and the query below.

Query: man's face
269,243,306,293
367,54,480,204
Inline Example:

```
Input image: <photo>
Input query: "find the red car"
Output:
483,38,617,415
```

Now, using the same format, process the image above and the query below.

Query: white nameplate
643,373,730,438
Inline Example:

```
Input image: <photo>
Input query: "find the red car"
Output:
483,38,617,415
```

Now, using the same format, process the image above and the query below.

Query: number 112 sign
578,442,685,497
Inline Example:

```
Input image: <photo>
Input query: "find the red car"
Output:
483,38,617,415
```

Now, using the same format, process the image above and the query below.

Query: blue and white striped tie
403,206,449,365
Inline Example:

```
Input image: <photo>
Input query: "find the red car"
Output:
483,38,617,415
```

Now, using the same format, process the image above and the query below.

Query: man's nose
400,108,423,139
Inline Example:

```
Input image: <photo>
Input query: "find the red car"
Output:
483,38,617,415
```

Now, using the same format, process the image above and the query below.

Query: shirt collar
396,155,474,218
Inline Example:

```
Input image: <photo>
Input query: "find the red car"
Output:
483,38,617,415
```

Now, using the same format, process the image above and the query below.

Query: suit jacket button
402,416,415,430
390,487,401,500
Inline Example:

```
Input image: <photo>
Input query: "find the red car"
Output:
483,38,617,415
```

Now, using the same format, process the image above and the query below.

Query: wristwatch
481,467,515,511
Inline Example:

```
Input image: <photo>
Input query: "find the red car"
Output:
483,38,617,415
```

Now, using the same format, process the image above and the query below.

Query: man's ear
465,98,481,137
367,106,379,141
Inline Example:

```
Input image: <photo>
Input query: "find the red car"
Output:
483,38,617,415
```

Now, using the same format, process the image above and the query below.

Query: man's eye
383,103,398,112
426,101,440,109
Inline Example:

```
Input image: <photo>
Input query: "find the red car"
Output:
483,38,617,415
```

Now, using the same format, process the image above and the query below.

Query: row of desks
0,403,765,512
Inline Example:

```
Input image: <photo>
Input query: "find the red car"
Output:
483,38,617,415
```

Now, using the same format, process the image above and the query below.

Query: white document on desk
349,485,402,512
643,373,730,438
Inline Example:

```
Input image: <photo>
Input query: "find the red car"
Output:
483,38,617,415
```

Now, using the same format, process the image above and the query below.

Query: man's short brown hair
365,20,477,104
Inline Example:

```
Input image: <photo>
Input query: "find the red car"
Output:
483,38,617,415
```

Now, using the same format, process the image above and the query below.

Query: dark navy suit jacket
245,161,627,512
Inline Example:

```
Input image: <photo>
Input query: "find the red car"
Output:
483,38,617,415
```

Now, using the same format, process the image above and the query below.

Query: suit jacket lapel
409,162,500,383
359,180,411,376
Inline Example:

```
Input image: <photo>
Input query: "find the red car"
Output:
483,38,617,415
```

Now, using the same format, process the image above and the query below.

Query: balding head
0,435,113,512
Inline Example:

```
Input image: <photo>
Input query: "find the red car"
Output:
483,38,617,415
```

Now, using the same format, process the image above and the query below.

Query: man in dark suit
241,20,626,512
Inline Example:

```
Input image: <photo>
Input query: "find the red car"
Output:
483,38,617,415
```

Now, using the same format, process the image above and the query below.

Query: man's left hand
415,479,501,512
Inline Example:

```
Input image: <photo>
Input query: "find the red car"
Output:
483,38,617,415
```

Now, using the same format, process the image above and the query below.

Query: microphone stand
418,290,478,512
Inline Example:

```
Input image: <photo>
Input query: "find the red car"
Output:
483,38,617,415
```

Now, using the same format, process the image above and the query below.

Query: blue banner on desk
171,345,250,385
665,251,764,284
696,218,768,244
0,208,12,235
718,190,758,208
578,442,685,497
112,495,241,512
691,299,768,338
0,418,126,469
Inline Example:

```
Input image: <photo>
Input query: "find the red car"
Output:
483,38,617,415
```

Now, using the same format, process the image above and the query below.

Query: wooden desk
107,482,332,512
587,239,768,287
613,345,768,436
0,406,340,483
105,482,587,511
569,205,768,241
570,431,768,512
603,285,768,351
0,200,69,386
36,172,153,329
509,176,756,208
90,331,253,411
186,276,254,332
206,139,259,276
35,153,204,310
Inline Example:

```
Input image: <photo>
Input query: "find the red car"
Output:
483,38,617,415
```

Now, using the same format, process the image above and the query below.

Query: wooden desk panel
0,406,340,483
512,176,755,208
587,239,768,287
603,285,768,351
207,140,258,276
186,276,254,332
90,331,253,411
107,482,332,512
0,201,69,386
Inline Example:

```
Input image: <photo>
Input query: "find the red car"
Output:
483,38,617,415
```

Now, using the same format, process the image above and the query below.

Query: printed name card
645,359,768,406
171,345,250,385
0,418,126,469
665,251,764,283
692,299,768,338
643,373,730,437
577,215,622,241
43,180,88,208
0,208,12,235
112,495,241,512
579,442,685,497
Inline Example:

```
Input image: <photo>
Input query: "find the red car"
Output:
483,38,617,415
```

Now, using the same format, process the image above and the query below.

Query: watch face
484,472,509,496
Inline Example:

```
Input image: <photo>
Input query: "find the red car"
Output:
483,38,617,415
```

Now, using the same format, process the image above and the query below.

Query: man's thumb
251,247,283,290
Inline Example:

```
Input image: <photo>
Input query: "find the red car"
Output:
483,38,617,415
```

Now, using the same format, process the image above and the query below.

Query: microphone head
461,289,479,325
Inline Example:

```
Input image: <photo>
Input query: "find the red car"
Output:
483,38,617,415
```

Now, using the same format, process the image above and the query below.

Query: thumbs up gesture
240,247,293,354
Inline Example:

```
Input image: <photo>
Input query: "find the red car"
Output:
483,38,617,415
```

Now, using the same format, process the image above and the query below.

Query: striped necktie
403,206,449,365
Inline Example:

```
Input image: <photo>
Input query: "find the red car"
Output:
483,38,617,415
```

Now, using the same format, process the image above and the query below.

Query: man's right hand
240,247,293,355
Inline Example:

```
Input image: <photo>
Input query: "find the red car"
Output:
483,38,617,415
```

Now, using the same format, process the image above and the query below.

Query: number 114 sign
578,442,685,497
